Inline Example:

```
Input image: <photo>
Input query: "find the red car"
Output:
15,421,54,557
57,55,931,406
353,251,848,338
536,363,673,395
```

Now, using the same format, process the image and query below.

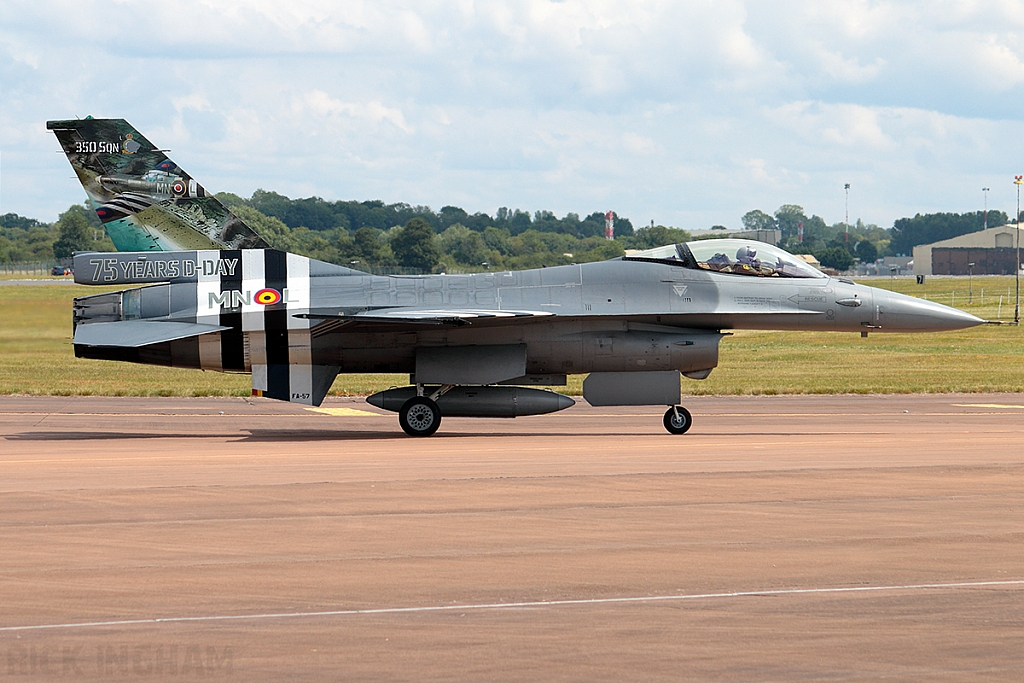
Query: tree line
0,206,114,263
1,190,1013,274
218,193,684,272
225,190,636,239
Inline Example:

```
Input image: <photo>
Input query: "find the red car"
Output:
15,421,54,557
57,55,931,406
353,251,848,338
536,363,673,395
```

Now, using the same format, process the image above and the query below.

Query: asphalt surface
2,393,1023,681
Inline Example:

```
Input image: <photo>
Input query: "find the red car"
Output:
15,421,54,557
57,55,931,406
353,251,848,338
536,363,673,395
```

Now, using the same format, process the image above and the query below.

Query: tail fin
47,118,269,252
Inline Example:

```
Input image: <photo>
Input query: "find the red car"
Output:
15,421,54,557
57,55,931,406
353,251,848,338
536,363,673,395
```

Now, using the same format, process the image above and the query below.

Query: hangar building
912,225,1022,276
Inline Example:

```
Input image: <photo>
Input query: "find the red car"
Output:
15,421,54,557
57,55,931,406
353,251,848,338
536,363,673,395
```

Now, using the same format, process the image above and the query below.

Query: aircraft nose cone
876,290,984,332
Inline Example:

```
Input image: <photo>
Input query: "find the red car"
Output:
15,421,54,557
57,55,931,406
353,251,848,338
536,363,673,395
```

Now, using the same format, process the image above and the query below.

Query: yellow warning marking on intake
304,407,385,417
953,404,1024,410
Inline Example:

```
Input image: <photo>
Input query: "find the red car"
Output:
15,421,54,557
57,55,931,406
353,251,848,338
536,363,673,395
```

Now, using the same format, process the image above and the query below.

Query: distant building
792,253,821,269
688,228,782,245
913,225,1022,276
883,256,913,275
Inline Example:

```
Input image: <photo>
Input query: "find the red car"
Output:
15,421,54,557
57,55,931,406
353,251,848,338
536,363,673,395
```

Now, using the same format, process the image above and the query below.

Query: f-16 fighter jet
49,118,984,436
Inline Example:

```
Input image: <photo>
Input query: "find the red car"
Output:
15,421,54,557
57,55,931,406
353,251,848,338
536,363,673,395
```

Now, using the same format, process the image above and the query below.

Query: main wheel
663,406,692,435
399,396,441,437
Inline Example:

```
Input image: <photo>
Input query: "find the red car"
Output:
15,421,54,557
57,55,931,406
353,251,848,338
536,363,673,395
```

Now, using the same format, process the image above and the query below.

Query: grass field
0,277,1021,397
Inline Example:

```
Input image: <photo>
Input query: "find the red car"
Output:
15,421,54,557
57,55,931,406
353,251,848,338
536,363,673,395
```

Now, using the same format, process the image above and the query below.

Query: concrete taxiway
1,393,1023,681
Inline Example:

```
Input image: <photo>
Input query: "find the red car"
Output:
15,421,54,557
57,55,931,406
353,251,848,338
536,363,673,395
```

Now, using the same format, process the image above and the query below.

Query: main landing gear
663,406,692,435
398,384,453,437
398,396,441,437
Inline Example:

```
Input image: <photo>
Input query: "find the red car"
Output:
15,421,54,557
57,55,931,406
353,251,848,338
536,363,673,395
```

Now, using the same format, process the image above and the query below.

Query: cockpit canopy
624,239,825,279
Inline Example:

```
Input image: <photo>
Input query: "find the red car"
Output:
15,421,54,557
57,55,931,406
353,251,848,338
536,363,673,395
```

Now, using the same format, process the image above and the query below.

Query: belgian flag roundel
255,288,282,305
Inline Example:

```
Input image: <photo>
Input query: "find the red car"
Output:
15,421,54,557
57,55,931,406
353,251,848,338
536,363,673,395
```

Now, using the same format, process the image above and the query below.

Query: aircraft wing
73,320,231,347
298,309,556,326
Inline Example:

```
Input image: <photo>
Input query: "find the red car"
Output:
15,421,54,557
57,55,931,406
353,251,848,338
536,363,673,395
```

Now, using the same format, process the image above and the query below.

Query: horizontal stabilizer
73,320,230,348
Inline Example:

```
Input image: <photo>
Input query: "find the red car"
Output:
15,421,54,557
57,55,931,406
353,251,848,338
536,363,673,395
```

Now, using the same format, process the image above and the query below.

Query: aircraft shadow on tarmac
6,431,241,441
234,428,701,441
232,430,816,441
5,428,514,442
5,428,676,443
4,430,398,442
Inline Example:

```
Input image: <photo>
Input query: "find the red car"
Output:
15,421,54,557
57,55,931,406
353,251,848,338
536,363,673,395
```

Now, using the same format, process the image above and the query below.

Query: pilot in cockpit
735,246,761,269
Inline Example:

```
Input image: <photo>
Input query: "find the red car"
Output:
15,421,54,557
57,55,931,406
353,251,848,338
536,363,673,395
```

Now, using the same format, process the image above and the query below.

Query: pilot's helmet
736,246,756,260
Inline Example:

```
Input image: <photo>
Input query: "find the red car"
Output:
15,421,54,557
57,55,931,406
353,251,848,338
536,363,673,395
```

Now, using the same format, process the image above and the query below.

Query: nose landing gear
663,405,692,435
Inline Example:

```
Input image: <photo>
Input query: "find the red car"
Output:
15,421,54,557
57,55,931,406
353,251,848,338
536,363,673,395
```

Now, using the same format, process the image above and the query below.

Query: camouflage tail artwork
48,118,269,252
50,117,344,407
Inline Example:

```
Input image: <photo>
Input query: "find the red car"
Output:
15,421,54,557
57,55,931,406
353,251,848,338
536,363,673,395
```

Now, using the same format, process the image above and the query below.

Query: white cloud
300,91,414,134
766,102,893,150
813,48,885,83
621,133,660,156
966,33,1024,88
1,0,1024,229
172,94,213,113
0,37,40,70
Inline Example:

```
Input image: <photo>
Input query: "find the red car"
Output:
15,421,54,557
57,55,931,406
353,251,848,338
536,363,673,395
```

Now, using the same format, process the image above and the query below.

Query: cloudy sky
3,0,1024,230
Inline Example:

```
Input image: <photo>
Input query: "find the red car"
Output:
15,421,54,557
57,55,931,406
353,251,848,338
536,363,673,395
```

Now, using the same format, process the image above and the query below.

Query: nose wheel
663,406,692,435
399,396,441,436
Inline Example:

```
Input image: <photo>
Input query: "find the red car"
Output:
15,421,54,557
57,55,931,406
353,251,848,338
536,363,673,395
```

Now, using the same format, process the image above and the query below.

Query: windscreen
626,244,686,262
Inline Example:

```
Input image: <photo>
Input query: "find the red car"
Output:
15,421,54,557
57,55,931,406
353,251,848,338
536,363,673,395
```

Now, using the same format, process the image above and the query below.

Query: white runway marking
954,403,1024,410
2,580,1022,633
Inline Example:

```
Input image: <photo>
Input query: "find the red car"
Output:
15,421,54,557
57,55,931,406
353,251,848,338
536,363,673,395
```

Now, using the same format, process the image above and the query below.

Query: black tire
663,406,692,435
399,396,441,437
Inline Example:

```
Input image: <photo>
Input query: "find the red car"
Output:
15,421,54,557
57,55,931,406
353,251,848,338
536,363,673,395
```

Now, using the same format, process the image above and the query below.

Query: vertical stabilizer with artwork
47,118,269,252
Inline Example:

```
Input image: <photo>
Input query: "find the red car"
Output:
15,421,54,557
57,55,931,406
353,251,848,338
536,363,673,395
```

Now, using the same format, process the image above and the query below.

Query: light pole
1015,176,1022,325
844,183,850,243
982,187,990,231
968,262,974,304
